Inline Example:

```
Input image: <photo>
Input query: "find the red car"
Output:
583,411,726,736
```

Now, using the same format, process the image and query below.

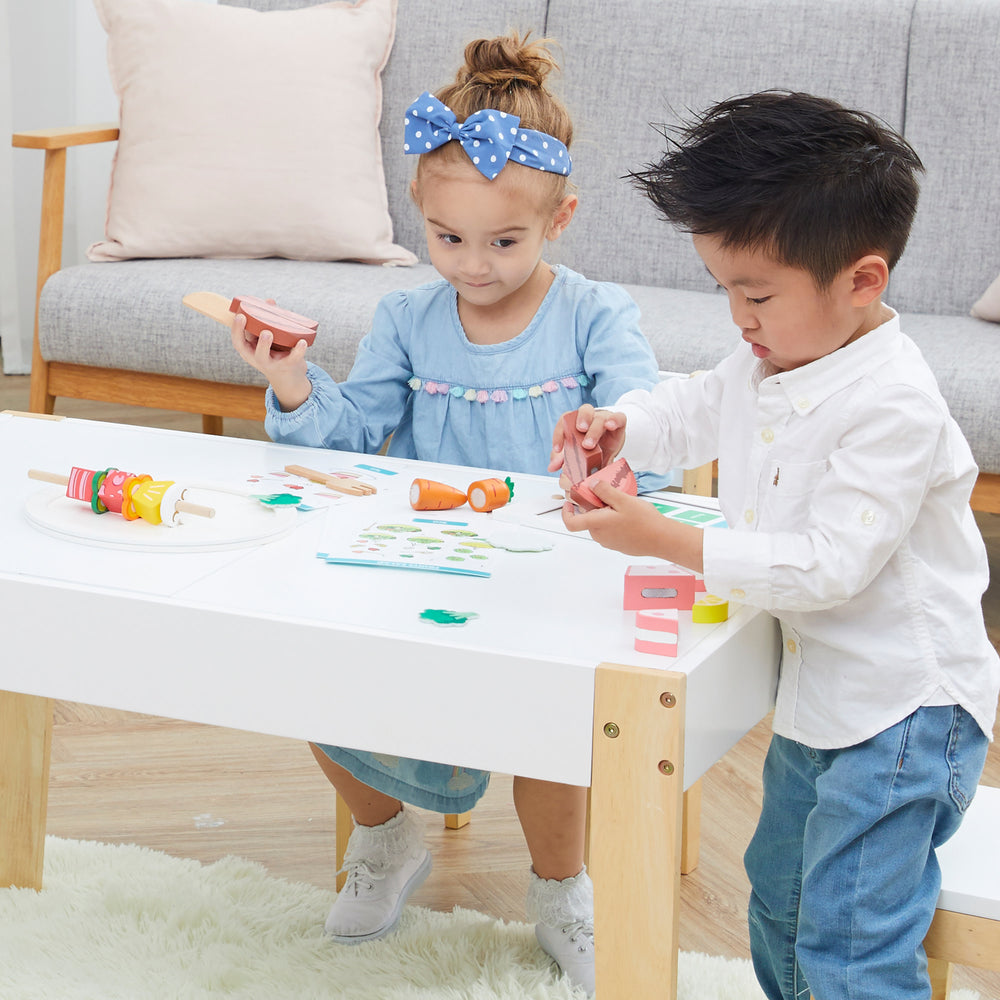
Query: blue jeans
744,705,988,1000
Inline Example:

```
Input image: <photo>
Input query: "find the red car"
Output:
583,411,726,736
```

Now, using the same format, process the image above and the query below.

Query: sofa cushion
891,0,1000,317
547,0,913,295
39,259,438,385
88,0,415,265
627,285,1000,477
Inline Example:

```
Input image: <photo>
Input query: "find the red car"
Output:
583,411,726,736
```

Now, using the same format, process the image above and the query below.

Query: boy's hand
548,405,627,475
562,479,704,573
230,312,312,412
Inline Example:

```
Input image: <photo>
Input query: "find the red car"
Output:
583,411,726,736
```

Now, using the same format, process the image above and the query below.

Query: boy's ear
547,194,579,240
850,254,890,305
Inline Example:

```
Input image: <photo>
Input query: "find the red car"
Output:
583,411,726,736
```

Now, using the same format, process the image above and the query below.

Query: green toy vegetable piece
419,608,480,627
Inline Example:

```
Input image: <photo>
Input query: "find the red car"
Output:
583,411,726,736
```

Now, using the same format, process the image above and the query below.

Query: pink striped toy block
634,607,679,656
623,563,697,611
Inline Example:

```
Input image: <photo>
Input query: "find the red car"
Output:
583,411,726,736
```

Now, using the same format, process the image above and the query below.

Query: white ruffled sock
526,865,594,926
342,807,425,872
527,866,595,995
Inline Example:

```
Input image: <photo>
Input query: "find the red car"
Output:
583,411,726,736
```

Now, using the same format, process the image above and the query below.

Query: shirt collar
758,308,902,415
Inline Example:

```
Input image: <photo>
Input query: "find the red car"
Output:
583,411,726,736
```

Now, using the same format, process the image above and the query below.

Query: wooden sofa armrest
12,123,119,150
11,124,119,413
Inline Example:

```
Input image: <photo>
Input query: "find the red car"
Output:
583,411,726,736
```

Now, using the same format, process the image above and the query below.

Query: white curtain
0,0,28,375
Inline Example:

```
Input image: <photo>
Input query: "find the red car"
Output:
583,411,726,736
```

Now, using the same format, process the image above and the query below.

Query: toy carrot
466,477,513,513
409,479,468,510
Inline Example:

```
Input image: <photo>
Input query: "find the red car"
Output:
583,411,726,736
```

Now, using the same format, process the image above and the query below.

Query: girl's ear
850,254,890,305
409,178,420,207
546,194,579,241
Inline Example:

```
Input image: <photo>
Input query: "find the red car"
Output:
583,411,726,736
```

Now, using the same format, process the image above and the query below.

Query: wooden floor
3,370,999,997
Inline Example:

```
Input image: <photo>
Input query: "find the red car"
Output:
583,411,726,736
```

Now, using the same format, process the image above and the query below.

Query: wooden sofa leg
444,811,470,830
202,415,224,435
928,956,952,1000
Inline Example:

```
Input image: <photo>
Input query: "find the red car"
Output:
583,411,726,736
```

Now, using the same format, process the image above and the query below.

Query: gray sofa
21,0,1000,506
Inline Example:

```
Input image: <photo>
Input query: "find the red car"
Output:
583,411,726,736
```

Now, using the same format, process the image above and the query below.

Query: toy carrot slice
409,479,468,510
466,478,511,513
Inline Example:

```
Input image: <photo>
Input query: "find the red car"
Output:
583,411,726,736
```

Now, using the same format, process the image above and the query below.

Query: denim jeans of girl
744,705,989,1000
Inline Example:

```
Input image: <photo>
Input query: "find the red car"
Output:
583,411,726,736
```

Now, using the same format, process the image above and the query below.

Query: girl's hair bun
459,34,556,91
436,32,572,146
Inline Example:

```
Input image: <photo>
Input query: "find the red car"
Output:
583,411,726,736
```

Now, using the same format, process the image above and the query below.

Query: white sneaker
325,850,431,943
526,866,595,996
535,918,595,996
324,808,432,944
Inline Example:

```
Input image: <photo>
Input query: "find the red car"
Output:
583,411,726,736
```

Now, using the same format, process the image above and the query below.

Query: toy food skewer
28,468,215,525
283,463,377,496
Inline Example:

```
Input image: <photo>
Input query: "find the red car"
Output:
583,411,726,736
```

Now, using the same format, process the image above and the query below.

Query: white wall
3,0,213,375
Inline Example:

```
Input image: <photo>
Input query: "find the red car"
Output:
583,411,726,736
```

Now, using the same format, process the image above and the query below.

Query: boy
551,92,1000,1000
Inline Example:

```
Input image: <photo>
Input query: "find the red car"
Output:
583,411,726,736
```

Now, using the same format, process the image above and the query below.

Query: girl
231,33,663,995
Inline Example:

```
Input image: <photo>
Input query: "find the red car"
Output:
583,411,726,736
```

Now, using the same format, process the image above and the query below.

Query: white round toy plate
24,487,298,552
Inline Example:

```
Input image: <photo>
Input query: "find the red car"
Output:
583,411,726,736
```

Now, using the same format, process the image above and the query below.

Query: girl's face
413,157,576,326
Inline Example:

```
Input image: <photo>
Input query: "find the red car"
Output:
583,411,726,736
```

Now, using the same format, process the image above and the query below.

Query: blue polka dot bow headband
404,91,572,181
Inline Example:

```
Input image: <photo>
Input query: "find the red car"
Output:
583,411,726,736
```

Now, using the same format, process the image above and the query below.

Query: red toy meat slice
230,295,319,351
559,411,605,484
569,457,638,511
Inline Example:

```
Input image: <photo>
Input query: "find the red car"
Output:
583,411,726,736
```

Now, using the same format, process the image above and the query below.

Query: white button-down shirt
617,312,999,748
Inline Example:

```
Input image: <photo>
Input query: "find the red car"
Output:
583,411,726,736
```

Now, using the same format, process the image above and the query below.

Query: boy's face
693,235,874,372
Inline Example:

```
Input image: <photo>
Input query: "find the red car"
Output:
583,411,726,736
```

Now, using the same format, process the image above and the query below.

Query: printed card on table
316,511,495,578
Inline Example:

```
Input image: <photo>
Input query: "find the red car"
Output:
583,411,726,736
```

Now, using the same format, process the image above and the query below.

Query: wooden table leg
0,691,53,889
590,663,686,1000
681,779,703,875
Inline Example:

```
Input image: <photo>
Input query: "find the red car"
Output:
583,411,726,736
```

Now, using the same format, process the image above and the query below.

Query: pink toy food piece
559,411,605,485
569,457,637,511
230,295,319,351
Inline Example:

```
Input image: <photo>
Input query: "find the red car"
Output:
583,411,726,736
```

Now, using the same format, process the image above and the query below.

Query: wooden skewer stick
283,464,377,496
173,499,216,519
27,469,216,519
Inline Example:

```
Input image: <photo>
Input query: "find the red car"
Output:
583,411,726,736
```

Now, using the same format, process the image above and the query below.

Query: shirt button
861,509,876,525
744,509,754,523
732,588,746,599
796,397,810,410
761,428,774,443
786,639,797,654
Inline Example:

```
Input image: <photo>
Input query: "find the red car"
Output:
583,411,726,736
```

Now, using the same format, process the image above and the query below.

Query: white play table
0,412,780,999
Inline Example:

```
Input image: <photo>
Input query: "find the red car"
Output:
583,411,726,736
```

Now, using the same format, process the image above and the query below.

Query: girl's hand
548,404,628,474
562,480,704,573
230,312,312,412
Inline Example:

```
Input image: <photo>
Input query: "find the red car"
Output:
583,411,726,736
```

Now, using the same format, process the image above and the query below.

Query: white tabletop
0,413,778,787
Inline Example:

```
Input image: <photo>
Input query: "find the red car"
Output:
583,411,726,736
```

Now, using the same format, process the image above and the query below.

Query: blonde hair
414,33,573,206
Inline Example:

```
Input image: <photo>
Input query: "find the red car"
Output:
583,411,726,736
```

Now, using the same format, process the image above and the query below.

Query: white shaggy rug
0,838,984,1000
